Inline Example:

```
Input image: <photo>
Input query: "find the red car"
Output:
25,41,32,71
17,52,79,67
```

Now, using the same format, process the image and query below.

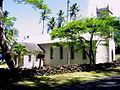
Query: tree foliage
51,15,120,64
39,9,51,34
2,11,18,51
57,10,65,28
13,43,27,56
69,3,80,20
47,17,56,33
14,0,49,10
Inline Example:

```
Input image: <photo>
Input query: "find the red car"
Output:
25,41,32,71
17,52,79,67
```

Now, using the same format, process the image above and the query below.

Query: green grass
14,67,120,89
1,63,120,89
0,63,8,68
116,54,120,60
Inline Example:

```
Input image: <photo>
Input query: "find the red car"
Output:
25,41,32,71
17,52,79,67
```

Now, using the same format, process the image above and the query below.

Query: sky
3,0,88,42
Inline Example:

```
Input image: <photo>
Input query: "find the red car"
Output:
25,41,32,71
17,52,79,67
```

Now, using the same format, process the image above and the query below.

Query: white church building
20,0,120,67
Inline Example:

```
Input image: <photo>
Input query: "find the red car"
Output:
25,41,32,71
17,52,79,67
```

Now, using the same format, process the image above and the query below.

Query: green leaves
69,3,80,20
14,0,49,10
13,43,27,56
1,11,18,51
50,15,120,64
2,16,16,28
57,10,65,28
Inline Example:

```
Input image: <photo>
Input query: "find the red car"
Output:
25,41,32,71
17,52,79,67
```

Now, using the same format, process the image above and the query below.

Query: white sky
4,0,88,42
3,0,120,43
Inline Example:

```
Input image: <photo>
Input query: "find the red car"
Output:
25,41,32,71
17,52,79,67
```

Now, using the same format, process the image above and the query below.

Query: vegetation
69,3,80,20
2,11,18,51
57,10,65,28
47,17,56,33
0,10,17,69
14,0,48,10
0,0,48,69
51,13,120,65
0,63,120,89
13,43,27,56
39,9,51,34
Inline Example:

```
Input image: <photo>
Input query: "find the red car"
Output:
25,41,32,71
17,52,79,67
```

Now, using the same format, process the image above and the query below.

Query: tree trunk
42,20,44,34
0,27,15,69
0,1,15,69
89,34,95,65
0,0,3,8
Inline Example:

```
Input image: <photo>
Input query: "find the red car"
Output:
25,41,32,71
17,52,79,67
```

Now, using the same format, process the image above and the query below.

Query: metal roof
18,42,43,53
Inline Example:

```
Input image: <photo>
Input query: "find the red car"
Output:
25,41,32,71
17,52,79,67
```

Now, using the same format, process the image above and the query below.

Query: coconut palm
69,3,79,20
39,9,50,34
57,10,65,28
47,17,56,33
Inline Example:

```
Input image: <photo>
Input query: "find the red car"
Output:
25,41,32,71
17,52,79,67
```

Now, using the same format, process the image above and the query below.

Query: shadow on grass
1,68,120,90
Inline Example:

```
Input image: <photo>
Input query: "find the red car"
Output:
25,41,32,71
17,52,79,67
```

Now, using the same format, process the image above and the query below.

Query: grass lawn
0,63,8,68
116,54,120,60
1,63,120,89
14,67,120,89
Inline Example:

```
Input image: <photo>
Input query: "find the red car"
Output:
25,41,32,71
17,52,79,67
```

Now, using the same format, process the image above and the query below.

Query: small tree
13,43,27,57
13,43,27,66
51,16,120,65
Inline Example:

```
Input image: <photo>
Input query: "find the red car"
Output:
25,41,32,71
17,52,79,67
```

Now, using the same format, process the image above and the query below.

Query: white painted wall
23,54,40,68
96,39,115,64
96,40,109,64
40,44,89,66
40,39,115,65
108,38,115,62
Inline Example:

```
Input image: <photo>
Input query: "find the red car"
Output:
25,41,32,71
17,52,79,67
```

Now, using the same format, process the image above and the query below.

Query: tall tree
2,11,18,50
69,3,79,21
57,10,65,28
51,16,120,65
0,2,16,69
47,17,56,33
39,9,50,34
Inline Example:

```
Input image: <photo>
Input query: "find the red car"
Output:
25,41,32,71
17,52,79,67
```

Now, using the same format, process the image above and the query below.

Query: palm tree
39,10,50,34
69,3,79,21
57,10,65,28
47,17,56,33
